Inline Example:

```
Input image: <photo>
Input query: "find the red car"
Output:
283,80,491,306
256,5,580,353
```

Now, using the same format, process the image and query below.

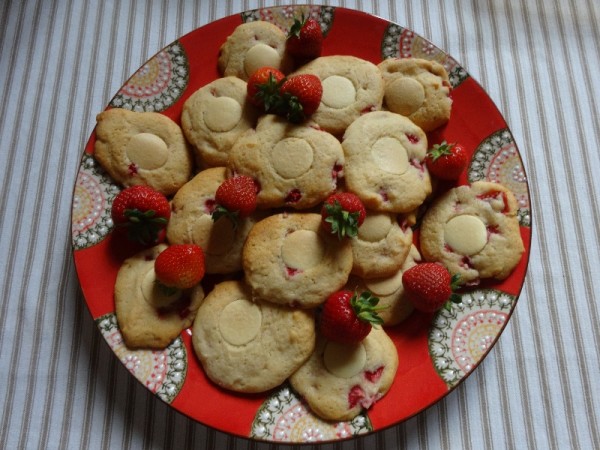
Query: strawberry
402,262,462,312
425,141,468,181
111,185,170,245
212,175,258,226
319,290,385,344
286,15,324,60
279,74,323,123
154,244,205,290
321,192,366,239
246,66,285,112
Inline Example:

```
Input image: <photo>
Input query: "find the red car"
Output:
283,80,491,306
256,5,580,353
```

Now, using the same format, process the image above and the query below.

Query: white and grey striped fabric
1,0,599,448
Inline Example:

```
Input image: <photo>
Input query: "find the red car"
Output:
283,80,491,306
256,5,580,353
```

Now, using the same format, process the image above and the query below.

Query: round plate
71,5,531,444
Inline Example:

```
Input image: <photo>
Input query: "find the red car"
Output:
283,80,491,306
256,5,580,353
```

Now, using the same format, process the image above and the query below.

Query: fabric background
1,0,599,448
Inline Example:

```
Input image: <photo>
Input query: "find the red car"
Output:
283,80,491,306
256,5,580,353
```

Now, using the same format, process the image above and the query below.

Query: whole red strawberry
286,15,324,60
319,290,384,344
154,244,205,290
111,185,170,245
321,192,366,239
402,263,461,312
425,141,468,181
212,175,258,226
247,66,286,112
279,74,323,122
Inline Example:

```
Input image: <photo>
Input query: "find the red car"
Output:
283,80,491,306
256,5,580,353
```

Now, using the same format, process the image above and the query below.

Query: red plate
71,5,531,443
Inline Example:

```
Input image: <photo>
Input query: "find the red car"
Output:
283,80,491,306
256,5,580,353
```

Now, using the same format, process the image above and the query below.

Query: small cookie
290,55,385,135
350,210,413,279
191,280,315,393
243,213,353,308
115,244,205,349
342,110,431,213
181,77,259,168
289,327,398,421
378,58,452,132
228,114,344,209
94,108,193,196
166,167,259,274
217,21,293,81
420,181,525,284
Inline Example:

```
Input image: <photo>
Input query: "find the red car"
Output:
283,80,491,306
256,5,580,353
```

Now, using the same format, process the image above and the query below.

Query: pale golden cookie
243,213,353,308
378,57,452,132
217,21,293,81
228,114,344,210
420,181,525,284
181,77,259,168
191,280,315,393
115,244,205,349
342,110,431,213
94,108,193,196
289,327,398,421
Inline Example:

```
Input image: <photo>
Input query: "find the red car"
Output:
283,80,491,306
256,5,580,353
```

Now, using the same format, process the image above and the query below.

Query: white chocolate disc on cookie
269,138,314,179
358,213,393,242
365,269,404,297
322,75,356,109
444,214,487,255
385,77,425,116
244,43,281,76
203,97,242,132
281,230,325,270
219,299,262,346
371,137,409,174
323,341,367,378
141,268,182,308
126,133,169,170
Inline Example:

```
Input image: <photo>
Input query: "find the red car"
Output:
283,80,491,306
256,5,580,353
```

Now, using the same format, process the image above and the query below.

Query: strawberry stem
351,291,385,327
324,200,361,239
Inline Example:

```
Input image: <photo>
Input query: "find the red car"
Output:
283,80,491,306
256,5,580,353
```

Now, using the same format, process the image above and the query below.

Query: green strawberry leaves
351,291,386,327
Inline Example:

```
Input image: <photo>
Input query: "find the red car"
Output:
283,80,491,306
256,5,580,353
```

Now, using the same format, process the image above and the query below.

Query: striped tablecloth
1,0,599,448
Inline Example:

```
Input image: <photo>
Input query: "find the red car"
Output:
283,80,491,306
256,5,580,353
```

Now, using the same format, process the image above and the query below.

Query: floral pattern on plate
381,24,468,88
110,41,189,112
468,129,531,227
429,289,515,387
96,313,187,403
72,154,120,250
250,384,372,442
242,5,335,36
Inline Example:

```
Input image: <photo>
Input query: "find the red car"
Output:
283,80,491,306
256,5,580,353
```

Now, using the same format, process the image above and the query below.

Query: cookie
289,327,398,421
350,210,413,279
181,76,259,168
166,167,259,274
290,55,385,135
243,213,353,308
191,280,315,393
94,108,193,196
115,244,205,349
378,57,452,132
228,114,344,209
419,181,525,284
217,21,293,81
342,110,432,213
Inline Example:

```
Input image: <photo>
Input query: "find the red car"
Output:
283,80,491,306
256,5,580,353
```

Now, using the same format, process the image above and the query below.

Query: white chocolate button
357,213,392,242
141,268,181,308
321,75,356,109
385,77,425,116
269,138,314,179
281,230,325,270
371,137,409,174
203,97,242,132
244,43,281,76
444,214,487,255
126,133,169,170
365,269,404,297
192,215,235,256
219,299,262,346
323,341,367,378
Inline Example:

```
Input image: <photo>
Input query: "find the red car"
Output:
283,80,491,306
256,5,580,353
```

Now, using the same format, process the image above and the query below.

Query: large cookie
94,108,193,196
191,280,315,393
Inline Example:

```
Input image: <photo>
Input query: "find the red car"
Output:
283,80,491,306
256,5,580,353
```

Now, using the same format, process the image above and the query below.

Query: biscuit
289,327,399,421
166,167,259,274
419,181,525,284
342,110,431,213
350,210,413,279
217,21,293,81
378,58,452,132
115,244,205,349
243,213,353,309
94,108,193,196
191,280,315,393
181,77,259,168
290,55,385,135
228,114,344,209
